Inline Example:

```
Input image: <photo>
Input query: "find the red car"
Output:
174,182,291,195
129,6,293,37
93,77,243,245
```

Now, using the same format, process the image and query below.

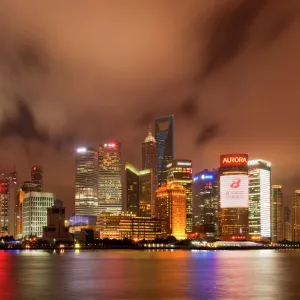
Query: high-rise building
23,192,54,237
155,115,174,186
283,206,292,241
75,147,98,216
292,190,300,242
142,128,158,215
125,164,140,216
155,183,186,240
139,169,152,217
166,159,193,233
248,159,271,239
125,163,152,217
16,189,25,237
0,176,9,234
98,142,122,214
193,169,219,236
271,185,283,242
219,154,249,238
31,165,43,192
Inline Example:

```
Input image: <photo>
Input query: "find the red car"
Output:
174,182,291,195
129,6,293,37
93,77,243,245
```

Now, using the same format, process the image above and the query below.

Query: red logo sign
220,154,248,167
230,178,241,188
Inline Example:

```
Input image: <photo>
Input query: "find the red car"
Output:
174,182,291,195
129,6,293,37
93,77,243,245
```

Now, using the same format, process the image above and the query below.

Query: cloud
200,0,269,78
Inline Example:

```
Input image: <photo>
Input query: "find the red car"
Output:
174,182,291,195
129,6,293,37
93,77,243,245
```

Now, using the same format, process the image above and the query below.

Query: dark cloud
196,123,220,145
200,0,269,78
0,96,49,142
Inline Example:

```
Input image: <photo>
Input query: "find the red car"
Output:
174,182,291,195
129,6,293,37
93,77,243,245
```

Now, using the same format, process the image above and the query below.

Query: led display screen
220,175,249,208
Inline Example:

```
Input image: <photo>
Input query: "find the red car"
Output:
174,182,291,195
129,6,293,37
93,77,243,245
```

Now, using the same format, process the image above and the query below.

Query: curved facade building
75,147,98,216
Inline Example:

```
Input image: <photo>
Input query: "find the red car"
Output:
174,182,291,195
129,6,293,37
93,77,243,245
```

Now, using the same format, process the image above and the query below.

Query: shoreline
1,246,300,251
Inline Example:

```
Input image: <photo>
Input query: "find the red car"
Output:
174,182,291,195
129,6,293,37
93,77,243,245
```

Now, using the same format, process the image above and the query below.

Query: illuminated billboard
220,175,249,208
220,154,248,167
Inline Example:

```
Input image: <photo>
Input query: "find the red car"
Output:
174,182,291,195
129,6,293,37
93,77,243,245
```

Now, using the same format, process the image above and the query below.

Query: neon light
77,147,87,153
104,143,116,148
166,163,172,168
222,156,247,164
201,174,214,180
177,162,191,166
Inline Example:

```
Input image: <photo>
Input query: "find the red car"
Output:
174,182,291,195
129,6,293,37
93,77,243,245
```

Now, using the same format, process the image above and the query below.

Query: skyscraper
154,115,174,186
0,175,9,234
125,163,152,217
139,169,152,217
75,147,98,216
125,163,140,216
98,142,122,214
193,169,219,236
271,185,283,242
31,165,43,192
23,192,54,237
155,183,186,240
248,159,271,239
283,206,292,241
219,154,249,238
142,128,158,214
166,159,193,233
292,190,300,242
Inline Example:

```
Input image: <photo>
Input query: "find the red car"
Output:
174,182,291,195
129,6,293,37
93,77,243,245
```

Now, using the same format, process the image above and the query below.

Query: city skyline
0,1,300,217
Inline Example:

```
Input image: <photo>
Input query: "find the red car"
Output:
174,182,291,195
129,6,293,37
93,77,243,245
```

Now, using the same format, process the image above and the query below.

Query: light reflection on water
0,249,300,300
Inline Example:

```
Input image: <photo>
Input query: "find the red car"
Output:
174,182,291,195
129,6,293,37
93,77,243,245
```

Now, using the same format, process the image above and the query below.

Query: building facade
142,128,158,215
125,163,152,217
271,185,283,242
125,163,140,216
219,154,249,238
98,142,122,213
193,169,219,236
155,183,186,240
97,213,167,240
283,206,292,241
166,159,193,233
31,165,43,192
248,159,271,239
155,115,174,186
75,147,98,216
43,200,70,241
293,190,300,242
0,176,9,234
23,192,54,237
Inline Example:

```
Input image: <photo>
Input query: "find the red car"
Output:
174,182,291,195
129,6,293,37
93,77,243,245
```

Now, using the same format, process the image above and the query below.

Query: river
0,249,299,299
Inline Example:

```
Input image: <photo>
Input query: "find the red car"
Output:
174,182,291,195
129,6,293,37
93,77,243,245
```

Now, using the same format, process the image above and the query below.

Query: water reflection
0,250,300,300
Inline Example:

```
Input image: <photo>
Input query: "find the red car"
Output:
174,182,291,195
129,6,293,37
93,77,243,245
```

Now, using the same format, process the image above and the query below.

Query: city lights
77,147,87,153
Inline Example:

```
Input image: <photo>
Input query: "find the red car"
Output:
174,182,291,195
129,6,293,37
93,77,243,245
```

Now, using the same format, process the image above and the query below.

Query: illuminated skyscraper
125,164,140,216
155,115,174,186
271,185,283,242
166,159,193,233
23,192,54,237
283,206,292,241
219,154,249,238
125,163,152,217
75,147,98,216
0,175,9,234
292,190,300,242
139,169,152,217
31,165,43,192
193,169,219,236
142,128,158,215
155,183,186,240
248,159,271,239
98,142,122,214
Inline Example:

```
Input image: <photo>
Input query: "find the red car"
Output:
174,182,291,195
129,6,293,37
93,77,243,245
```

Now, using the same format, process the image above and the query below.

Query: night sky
0,0,299,215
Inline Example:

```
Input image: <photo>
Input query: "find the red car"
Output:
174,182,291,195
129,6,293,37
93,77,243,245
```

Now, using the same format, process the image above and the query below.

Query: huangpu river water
1,249,300,300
